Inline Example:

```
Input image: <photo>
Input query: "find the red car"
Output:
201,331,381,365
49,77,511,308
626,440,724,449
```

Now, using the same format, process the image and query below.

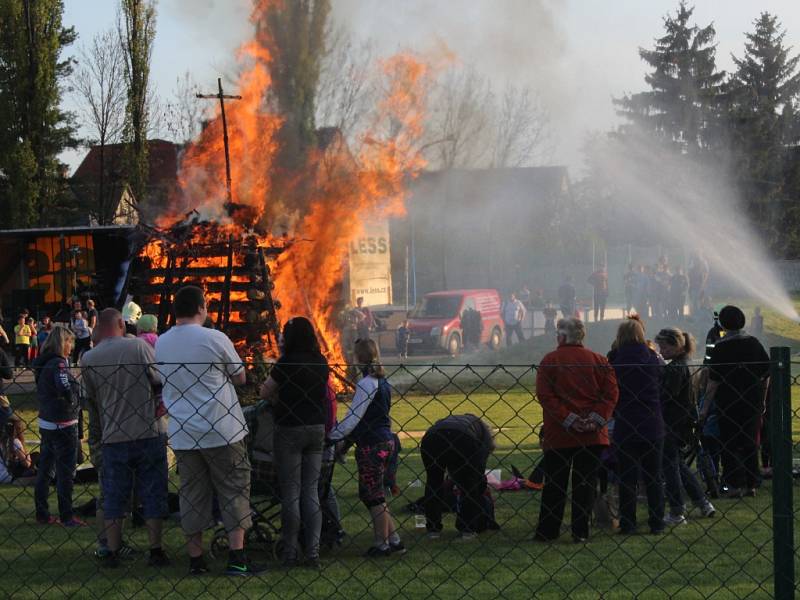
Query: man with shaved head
80,308,169,568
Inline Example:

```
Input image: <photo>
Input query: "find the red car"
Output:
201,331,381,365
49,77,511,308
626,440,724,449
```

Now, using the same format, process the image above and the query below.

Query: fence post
769,346,794,599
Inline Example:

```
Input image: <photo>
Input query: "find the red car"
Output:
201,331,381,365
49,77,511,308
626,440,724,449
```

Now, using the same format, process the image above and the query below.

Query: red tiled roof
71,139,179,186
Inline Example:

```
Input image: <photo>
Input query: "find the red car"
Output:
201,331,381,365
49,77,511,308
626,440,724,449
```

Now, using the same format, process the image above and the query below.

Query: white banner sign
349,219,392,306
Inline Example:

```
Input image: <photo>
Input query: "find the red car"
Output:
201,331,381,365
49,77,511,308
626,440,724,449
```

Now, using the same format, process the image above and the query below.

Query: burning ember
137,2,431,364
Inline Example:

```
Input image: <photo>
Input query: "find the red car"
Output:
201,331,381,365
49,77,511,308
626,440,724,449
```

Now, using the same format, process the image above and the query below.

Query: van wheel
447,333,461,357
489,327,502,350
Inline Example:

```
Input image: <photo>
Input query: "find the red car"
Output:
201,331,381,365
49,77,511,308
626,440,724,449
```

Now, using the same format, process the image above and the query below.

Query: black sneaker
364,545,392,558
304,557,322,570
225,559,267,577
189,558,210,576
148,549,171,567
389,541,407,555
98,551,120,568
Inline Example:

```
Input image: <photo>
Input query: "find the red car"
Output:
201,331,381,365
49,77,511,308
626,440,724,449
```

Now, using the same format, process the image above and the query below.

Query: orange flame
147,2,430,365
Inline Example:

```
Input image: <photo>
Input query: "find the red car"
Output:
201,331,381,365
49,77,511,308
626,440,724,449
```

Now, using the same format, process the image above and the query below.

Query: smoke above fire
156,1,432,361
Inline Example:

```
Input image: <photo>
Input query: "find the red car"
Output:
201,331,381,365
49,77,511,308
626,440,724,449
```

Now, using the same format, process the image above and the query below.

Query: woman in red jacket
534,317,619,543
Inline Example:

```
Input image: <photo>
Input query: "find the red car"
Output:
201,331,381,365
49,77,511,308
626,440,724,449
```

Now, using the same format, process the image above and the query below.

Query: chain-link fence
0,350,796,599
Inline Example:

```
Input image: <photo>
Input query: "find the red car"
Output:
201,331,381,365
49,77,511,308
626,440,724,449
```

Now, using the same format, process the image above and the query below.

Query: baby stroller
209,402,341,560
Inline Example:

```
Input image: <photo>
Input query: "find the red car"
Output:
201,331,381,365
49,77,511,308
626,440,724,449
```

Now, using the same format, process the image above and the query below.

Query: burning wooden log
124,218,285,360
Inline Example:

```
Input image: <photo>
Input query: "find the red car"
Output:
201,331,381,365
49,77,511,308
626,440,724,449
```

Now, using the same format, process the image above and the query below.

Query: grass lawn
2,301,799,599
1,381,798,600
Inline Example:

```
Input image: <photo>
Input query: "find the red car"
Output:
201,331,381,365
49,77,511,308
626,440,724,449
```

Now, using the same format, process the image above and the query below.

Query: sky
61,0,800,174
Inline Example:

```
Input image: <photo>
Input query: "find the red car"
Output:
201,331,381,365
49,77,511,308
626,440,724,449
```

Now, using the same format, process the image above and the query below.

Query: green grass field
1,305,799,599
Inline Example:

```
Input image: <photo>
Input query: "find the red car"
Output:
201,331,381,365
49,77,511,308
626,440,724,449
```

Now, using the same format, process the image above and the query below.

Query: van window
411,295,462,319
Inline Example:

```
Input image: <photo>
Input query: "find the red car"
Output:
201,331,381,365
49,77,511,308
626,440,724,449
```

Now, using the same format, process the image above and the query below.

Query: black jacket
427,414,493,458
33,352,80,424
660,356,696,441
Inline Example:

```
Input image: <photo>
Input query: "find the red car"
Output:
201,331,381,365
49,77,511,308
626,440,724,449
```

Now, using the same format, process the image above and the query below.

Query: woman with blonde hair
33,325,84,526
655,327,715,523
329,339,403,557
608,316,665,535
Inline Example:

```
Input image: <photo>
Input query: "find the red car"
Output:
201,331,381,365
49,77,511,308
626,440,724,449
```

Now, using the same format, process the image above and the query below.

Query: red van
406,289,504,356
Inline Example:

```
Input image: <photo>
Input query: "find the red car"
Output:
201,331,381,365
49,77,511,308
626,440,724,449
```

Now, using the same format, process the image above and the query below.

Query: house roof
71,139,180,187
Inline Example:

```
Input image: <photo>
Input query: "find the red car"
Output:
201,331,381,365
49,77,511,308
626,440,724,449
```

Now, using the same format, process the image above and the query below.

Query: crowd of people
0,280,774,576
534,306,769,542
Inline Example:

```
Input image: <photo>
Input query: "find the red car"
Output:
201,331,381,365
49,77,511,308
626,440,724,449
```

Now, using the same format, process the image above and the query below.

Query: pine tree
614,2,726,154
728,12,800,254
0,0,77,227
120,0,156,209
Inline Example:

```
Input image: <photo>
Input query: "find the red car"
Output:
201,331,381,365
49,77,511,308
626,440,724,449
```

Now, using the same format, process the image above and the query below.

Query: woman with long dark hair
260,317,329,568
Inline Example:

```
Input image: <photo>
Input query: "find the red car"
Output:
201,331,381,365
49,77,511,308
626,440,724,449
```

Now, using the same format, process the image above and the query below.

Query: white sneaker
664,514,687,526
426,532,441,540
457,531,478,541
699,502,716,518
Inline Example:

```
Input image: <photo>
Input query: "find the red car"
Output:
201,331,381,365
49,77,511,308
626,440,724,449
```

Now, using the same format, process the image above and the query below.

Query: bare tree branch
424,66,494,169
490,83,552,167
316,25,378,143
163,71,206,144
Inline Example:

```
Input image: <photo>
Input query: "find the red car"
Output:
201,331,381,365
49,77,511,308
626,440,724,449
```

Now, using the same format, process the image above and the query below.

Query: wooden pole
197,78,242,214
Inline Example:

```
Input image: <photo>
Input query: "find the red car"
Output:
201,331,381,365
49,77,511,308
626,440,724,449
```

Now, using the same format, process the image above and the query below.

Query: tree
614,2,726,154
0,0,77,227
727,12,800,254
254,0,330,170
423,66,494,169
120,0,156,208
72,28,126,224
490,83,552,168
164,71,205,145
315,27,377,144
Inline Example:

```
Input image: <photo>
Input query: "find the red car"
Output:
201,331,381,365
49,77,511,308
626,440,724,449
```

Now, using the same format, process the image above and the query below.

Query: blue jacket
33,352,80,424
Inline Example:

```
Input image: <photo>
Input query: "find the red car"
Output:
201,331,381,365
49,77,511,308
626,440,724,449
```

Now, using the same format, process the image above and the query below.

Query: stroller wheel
208,529,229,560
247,523,275,556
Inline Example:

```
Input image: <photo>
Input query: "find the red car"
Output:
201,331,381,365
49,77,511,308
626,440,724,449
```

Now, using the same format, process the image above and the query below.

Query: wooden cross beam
196,78,242,213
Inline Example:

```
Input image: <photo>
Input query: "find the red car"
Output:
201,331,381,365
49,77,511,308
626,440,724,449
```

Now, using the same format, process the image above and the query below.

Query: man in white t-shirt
503,292,527,347
155,286,264,577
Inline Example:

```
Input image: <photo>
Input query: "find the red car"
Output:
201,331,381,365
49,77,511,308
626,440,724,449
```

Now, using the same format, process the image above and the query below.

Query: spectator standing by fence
588,265,609,322
70,310,91,364
33,325,84,527
535,317,619,543
259,316,329,569
558,276,576,319
623,264,635,316
81,309,169,568
13,315,31,368
609,317,665,535
654,327,715,523
503,292,526,347
155,286,264,577
329,339,404,557
704,305,770,498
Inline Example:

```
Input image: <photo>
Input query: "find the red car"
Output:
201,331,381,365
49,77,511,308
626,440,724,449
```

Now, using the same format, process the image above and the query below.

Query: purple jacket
609,343,664,444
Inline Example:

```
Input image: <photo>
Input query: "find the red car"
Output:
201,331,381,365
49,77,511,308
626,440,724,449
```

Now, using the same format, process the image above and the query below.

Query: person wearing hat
702,305,769,498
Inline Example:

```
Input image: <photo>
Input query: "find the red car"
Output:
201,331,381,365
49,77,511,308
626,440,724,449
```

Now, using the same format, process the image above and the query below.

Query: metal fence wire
0,351,796,600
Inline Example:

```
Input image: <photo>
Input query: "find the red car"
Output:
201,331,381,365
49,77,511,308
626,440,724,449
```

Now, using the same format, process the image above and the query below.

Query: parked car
406,289,504,356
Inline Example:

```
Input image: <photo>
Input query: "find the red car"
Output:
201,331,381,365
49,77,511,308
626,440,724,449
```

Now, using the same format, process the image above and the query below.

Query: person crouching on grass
328,339,404,557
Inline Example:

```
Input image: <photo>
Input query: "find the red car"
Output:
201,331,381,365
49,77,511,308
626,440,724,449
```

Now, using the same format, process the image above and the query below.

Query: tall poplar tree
0,0,76,227
120,0,156,208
